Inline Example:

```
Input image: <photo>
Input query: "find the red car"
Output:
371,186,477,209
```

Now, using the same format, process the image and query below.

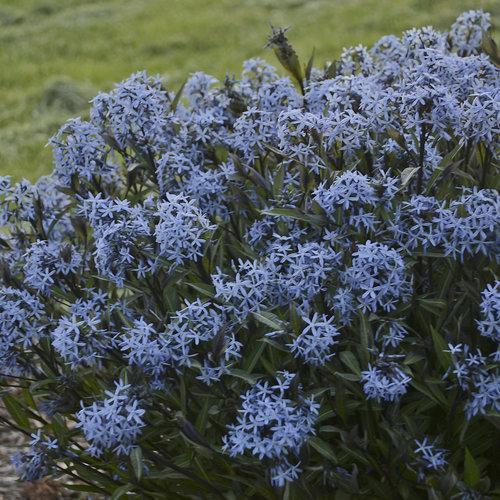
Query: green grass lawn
0,0,498,180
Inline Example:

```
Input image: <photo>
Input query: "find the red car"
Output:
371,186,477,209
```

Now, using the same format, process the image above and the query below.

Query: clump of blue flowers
76,380,145,457
222,371,319,487
0,11,498,498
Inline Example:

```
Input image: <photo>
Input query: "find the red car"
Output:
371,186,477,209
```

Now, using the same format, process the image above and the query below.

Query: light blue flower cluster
222,371,319,487
313,171,377,213
477,282,500,342
119,318,169,379
361,357,411,402
436,188,499,261
165,299,242,385
314,175,384,232
76,380,145,457
376,321,408,349
289,313,340,366
155,194,216,265
90,71,172,151
48,118,117,187
0,175,72,244
391,189,500,261
0,287,44,375
80,195,153,286
11,431,59,481
389,188,500,261
414,437,448,471
213,239,340,318
52,313,111,368
23,240,83,295
343,241,412,313
119,299,242,387
444,343,499,420
450,10,491,56
466,373,500,420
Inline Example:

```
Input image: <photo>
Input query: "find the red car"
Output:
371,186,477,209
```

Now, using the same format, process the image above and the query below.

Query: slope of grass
0,0,498,180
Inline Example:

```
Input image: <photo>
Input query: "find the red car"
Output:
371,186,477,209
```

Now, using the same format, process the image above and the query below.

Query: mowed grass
0,0,498,180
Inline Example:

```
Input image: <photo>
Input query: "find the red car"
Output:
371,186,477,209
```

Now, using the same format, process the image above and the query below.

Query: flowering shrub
0,10,499,498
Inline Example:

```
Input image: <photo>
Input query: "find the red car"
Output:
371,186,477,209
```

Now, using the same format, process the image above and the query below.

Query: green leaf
418,298,447,317
228,368,261,385
400,167,420,189
263,142,286,157
309,436,337,463
130,447,143,481
63,483,105,494
411,380,447,407
110,483,133,500
464,448,481,488
339,443,370,465
243,341,266,372
430,327,451,370
335,380,347,424
72,463,115,488
317,408,335,423
170,79,186,112
482,32,500,64
0,236,11,249
403,352,426,365
261,207,325,226
484,413,500,430
267,26,304,92
2,395,30,429
179,377,187,414
237,164,272,193
319,425,343,434
187,282,215,298
273,164,285,197
49,414,69,443
357,313,371,366
425,142,463,193
339,351,361,376
252,310,284,331
194,397,211,435
21,388,36,409
305,47,315,82
324,60,337,79
257,336,289,352
334,372,360,382
146,468,186,480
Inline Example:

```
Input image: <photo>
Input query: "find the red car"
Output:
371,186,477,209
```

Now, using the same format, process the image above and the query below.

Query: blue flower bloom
361,358,411,402
48,118,116,186
80,195,153,286
378,321,408,349
76,380,145,457
0,287,44,375
465,373,500,420
23,240,83,295
11,431,59,481
444,343,499,419
414,437,448,470
477,282,500,342
222,371,319,486
289,313,340,366
155,194,215,265
343,241,412,313
91,71,172,152
51,313,113,368
450,10,491,55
